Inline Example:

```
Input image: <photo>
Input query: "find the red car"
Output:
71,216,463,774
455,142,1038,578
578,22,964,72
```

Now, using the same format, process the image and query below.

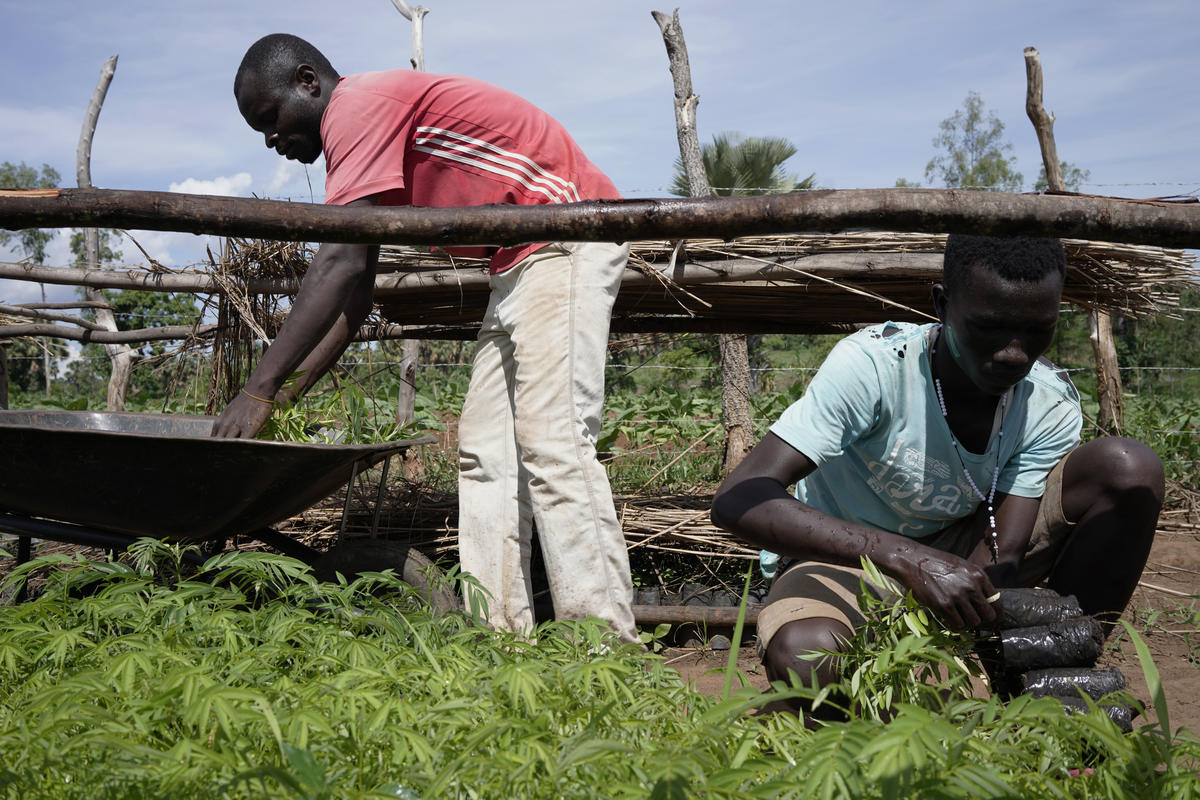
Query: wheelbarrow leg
14,535,30,603
368,455,391,538
337,454,395,544
337,460,361,547
248,527,323,564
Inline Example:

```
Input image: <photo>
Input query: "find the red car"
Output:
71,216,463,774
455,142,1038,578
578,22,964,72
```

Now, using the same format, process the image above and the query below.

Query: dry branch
631,605,763,626
1024,47,1064,192
0,323,217,344
1025,45,1124,431
653,7,754,472
388,0,429,427
0,260,298,293
0,303,105,330
19,301,112,310
77,54,138,411
3,187,1199,248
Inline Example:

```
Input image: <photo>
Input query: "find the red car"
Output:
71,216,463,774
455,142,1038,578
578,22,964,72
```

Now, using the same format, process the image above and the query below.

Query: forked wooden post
0,342,8,409
653,8,754,473
77,54,139,412
1024,46,1123,432
390,0,431,427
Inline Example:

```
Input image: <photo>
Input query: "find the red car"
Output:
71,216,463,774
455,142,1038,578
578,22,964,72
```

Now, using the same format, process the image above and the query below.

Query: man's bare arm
959,491,1040,588
711,432,998,629
212,197,379,439
273,245,378,404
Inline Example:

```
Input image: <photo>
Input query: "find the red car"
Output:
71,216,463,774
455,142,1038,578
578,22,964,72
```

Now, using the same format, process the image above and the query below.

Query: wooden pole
631,604,762,627
0,322,217,344
390,0,429,71
1087,311,1123,432
1024,47,1064,194
0,260,297,293
653,8,754,473
0,302,108,330
3,187,1197,249
0,342,8,409
76,54,138,411
39,285,49,394
1024,46,1123,432
0,251,950,295
389,0,431,428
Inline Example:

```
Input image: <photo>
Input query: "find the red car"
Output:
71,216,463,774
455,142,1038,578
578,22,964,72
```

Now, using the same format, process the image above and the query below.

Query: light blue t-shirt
768,321,1081,548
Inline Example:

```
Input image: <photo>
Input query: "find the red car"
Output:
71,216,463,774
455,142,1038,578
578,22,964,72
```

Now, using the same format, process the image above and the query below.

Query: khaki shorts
756,454,1075,654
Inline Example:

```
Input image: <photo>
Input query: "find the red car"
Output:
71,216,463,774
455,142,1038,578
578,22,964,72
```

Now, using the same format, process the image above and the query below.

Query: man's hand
713,433,1002,630
900,548,998,631
212,390,275,439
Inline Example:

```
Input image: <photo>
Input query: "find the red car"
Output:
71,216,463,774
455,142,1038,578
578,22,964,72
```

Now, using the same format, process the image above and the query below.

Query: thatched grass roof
369,232,1195,338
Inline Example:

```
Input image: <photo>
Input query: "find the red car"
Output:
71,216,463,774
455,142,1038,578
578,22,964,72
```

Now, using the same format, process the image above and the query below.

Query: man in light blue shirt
712,234,1163,714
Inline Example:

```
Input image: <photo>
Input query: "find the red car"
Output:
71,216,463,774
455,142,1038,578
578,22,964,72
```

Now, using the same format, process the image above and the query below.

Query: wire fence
621,181,1200,195
5,352,1198,473
10,355,1200,375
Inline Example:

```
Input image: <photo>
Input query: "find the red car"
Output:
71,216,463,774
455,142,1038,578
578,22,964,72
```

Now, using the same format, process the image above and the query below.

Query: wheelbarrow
0,409,458,609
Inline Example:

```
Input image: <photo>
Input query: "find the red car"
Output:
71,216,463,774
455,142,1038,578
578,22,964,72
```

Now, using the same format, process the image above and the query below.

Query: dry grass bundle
204,237,311,413
274,479,755,565
373,232,1195,337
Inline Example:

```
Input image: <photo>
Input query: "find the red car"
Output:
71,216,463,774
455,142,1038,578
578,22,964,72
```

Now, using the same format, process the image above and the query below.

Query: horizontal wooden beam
0,322,217,343
631,604,762,627
0,261,298,294
0,302,105,330
0,252,942,296
2,187,1197,248
19,300,112,310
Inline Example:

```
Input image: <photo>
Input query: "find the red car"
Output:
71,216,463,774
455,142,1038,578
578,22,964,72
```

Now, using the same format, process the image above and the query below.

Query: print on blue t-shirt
768,322,1081,542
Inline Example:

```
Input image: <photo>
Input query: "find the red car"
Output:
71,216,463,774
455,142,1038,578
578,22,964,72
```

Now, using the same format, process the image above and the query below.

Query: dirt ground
667,529,1200,735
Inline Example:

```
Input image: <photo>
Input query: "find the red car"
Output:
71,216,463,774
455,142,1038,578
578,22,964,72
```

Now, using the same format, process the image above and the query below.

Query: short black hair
234,33,338,97
942,234,1065,295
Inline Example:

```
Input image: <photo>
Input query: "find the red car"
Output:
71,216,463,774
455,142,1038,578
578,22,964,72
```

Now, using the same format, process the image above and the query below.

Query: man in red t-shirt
216,33,638,643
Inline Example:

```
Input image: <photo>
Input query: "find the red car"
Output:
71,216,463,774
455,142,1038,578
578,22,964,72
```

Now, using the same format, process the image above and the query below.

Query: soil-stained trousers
457,241,639,643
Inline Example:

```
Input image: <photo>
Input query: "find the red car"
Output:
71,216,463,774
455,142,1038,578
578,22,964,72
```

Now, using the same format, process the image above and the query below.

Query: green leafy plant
2,546,1197,798
792,558,983,723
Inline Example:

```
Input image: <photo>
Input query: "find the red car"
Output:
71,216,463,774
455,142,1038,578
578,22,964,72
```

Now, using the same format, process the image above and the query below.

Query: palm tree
670,133,815,197
668,134,816,468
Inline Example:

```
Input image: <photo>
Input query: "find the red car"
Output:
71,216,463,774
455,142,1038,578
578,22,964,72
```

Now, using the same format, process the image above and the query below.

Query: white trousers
457,241,638,643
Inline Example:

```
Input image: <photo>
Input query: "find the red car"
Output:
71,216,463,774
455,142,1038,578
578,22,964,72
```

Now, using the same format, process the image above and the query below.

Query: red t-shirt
321,70,621,273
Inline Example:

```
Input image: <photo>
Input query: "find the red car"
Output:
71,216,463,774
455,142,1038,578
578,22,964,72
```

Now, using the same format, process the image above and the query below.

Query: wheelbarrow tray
0,410,421,542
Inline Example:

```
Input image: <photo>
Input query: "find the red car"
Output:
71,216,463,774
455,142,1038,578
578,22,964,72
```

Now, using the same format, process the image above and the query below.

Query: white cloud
169,172,253,196
267,160,303,195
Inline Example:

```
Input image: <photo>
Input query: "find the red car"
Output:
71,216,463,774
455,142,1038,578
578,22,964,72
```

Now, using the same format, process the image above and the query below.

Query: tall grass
0,544,1196,799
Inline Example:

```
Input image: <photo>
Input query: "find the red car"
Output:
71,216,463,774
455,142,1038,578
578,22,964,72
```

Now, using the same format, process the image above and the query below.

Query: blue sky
1,0,1197,305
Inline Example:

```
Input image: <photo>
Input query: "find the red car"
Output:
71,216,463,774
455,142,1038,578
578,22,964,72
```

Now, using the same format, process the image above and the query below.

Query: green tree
64,229,200,400
670,134,816,397
66,291,201,402
2,337,69,394
1034,161,1091,192
0,161,67,392
0,162,61,262
923,92,1023,192
68,228,123,267
670,132,816,197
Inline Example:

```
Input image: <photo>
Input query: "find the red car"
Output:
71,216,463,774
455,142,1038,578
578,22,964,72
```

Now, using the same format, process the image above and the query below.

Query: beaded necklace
931,325,1009,563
